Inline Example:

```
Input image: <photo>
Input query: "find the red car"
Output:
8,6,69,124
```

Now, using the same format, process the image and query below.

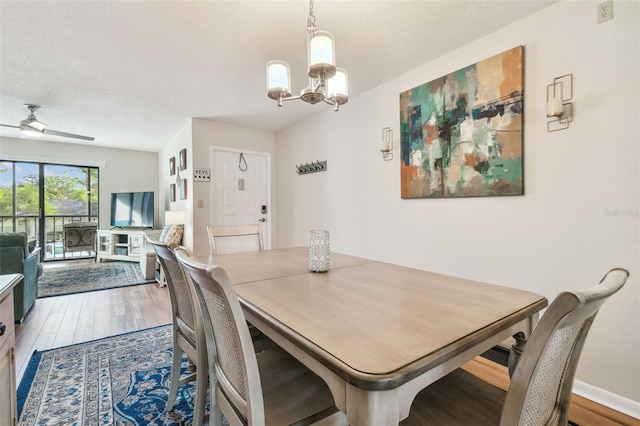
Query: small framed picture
169,157,176,176
179,148,187,171
179,179,187,200
169,184,176,202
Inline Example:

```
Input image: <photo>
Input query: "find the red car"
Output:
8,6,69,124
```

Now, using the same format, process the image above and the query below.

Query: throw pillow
164,225,184,248
158,225,172,242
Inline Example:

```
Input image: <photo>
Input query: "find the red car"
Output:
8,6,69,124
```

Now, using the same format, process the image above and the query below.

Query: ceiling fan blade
43,128,95,141
0,123,21,129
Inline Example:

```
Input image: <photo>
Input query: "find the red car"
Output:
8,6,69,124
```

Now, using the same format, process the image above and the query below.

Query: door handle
258,218,266,222
0,322,6,337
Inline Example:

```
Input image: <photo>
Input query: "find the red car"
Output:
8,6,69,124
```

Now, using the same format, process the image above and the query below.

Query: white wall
191,119,276,256
159,122,193,250
275,0,640,413
0,136,159,229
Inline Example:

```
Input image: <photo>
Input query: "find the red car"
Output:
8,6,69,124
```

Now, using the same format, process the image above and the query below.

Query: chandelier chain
307,0,316,33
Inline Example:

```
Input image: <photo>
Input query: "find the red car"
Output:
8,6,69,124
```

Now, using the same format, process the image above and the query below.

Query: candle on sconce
546,98,563,117
381,127,392,152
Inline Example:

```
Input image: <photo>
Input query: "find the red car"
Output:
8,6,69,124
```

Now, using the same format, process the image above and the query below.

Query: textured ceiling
0,1,556,152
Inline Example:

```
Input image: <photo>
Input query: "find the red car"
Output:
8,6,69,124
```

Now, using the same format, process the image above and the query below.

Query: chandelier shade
327,68,348,100
267,61,292,101
308,31,335,79
265,0,348,111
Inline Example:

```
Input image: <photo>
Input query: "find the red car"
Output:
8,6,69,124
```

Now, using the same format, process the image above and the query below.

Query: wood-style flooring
14,263,638,426
15,276,171,383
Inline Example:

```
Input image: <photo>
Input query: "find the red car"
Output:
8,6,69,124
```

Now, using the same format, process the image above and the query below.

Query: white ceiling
0,1,556,152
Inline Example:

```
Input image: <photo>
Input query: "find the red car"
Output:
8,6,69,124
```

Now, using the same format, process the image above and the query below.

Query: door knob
258,218,266,222
0,322,6,337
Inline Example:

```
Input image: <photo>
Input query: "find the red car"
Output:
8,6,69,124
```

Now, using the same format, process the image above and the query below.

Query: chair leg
209,404,223,426
166,340,182,411
192,363,208,426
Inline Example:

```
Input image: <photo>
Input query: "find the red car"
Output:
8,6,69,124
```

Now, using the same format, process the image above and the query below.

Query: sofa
0,232,42,323
140,225,183,283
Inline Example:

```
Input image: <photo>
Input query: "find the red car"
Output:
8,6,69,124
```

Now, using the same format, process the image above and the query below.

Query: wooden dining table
201,247,548,426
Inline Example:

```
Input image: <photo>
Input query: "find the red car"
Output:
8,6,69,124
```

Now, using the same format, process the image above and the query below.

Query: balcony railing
0,214,98,261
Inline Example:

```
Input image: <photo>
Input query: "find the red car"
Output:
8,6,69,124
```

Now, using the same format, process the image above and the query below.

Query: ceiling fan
0,104,95,141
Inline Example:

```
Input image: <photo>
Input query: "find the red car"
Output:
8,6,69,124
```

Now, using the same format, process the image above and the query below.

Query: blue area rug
17,325,209,425
38,261,155,298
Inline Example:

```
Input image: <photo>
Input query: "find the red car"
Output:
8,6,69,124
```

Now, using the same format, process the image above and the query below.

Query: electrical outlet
597,0,613,24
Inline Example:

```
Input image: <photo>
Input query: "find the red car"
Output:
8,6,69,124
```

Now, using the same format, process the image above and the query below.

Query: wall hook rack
296,160,327,175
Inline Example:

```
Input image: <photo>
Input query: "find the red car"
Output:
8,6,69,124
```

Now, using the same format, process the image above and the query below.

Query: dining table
200,247,548,426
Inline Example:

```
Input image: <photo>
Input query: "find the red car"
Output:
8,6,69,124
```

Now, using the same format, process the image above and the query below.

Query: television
110,191,154,228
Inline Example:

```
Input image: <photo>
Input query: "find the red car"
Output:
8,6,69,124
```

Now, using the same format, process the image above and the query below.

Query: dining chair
146,237,208,426
206,223,267,341
174,247,347,426
400,267,629,426
206,224,263,256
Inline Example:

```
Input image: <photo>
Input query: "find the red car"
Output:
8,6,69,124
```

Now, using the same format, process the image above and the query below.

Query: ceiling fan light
20,117,46,131
20,125,43,137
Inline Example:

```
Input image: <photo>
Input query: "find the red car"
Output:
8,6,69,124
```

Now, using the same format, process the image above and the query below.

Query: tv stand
97,229,147,262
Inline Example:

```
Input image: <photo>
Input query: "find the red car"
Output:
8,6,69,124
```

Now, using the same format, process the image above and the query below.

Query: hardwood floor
463,357,639,426
15,281,171,384
14,267,637,425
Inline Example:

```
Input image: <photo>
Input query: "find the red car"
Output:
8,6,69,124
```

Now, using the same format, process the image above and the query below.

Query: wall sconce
546,74,573,132
381,127,393,161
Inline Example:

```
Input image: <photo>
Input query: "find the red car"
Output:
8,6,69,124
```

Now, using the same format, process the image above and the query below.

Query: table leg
345,384,400,426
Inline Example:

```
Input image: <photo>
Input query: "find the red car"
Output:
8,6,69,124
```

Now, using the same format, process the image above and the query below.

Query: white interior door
210,148,270,248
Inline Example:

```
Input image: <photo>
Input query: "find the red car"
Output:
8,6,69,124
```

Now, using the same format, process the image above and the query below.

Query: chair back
501,268,629,426
63,222,97,253
147,237,197,342
175,247,265,425
206,224,263,255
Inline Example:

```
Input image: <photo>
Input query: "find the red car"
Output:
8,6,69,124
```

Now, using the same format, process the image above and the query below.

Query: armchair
0,232,42,323
63,222,98,259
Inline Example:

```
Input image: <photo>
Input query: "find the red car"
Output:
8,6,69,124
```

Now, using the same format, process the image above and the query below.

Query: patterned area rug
18,325,212,425
37,261,155,298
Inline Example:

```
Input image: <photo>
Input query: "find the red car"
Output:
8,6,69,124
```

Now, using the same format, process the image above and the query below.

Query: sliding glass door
0,160,99,261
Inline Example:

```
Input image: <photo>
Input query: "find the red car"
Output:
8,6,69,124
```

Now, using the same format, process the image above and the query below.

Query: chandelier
266,0,348,111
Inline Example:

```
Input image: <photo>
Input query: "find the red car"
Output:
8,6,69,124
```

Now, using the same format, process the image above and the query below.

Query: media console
96,229,147,262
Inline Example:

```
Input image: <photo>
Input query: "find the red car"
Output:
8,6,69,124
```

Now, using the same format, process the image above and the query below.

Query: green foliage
0,166,96,216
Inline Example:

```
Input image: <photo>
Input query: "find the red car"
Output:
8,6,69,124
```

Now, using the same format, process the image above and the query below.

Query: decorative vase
309,230,330,272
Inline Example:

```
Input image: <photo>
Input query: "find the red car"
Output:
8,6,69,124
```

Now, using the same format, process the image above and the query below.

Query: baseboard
572,380,640,420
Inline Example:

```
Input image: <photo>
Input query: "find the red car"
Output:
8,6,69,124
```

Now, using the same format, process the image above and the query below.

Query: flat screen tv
110,191,154,228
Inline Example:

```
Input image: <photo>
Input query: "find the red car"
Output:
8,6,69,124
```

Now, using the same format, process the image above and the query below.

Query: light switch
238,178,245,190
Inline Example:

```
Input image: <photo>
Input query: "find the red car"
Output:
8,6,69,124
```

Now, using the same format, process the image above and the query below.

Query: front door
210,148,270,248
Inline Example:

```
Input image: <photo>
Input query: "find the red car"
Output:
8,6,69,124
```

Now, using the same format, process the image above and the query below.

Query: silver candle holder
309,230,330,272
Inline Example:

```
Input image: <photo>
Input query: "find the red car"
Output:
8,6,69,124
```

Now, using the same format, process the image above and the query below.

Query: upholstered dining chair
146,237,208,426
63,221,97,259
400,268,629,426
206,224,263,256
174,247,347,426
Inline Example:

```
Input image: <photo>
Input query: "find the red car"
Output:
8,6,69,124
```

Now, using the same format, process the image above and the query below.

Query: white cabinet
97,229,147,262
0,274,21,426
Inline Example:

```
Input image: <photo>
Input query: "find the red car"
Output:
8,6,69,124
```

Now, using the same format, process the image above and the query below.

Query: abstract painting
400,46,524,199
